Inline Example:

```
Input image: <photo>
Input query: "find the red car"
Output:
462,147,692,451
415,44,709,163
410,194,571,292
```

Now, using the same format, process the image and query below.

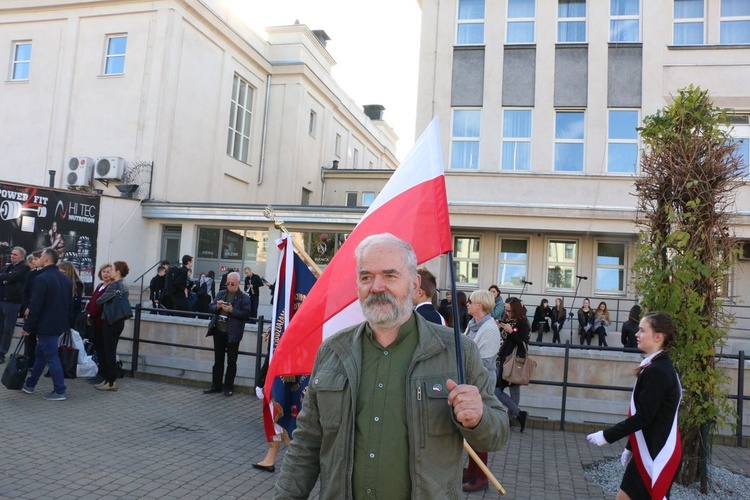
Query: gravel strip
584,458,750,499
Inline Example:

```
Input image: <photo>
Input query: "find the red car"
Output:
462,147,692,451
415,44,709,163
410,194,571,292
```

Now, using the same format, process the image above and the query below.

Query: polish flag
265,118,452,388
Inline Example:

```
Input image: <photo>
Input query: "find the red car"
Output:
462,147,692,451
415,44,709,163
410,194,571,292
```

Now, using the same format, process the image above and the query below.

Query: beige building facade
0,0,398,312
416,0,750,352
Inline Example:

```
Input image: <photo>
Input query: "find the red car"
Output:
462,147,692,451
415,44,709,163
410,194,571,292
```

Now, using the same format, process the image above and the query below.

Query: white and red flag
264,118,452,391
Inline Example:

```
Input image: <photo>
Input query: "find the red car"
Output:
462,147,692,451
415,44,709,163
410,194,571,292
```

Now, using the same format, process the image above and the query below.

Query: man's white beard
361,290,413,329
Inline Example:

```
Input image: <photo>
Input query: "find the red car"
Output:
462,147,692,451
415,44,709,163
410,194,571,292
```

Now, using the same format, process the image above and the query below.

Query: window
502,109,532,171
610,0,640,42
309,110,317,136
497,239,528,287
451,109,481,169
596,242,626,293
103,35,127,75
301,188,311,206
335,134,342,157
607,110,639,173
558,0,586,43
674,0,704,45
226,74,254,163
362,191,376,207
721,0,750,44
291,231,349,268
10,42,31,81
507,0,535,44
353,148,359,168
730,138,749,175
194,227,269,279
554,111,585,172
456,0,485,45
547,240,577,289
345,192,358,207
454,236,480,285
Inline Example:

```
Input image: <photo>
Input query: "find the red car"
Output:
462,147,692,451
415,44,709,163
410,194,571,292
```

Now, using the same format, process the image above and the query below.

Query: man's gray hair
227,271,241,282
12,246,26,258
355,233,417,277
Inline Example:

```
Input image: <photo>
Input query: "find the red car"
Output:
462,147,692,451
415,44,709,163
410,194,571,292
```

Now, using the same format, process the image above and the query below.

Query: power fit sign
0,181,100,294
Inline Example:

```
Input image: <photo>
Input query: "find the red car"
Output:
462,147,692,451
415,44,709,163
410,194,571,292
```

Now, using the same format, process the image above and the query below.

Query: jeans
249,295,259,323
102,319,125,384
495,371,521,417
0,301,22,356
25,334,66,394
211,331,239,390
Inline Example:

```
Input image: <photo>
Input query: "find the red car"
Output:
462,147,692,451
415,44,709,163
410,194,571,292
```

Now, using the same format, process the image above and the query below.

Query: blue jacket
206,289,252,343
23,264,71,337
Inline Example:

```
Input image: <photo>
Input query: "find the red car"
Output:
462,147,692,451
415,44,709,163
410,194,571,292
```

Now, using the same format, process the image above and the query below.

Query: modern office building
416,0,750,350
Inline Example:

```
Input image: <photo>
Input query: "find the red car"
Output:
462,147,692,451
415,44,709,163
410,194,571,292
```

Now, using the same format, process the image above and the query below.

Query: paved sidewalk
1,376,747,499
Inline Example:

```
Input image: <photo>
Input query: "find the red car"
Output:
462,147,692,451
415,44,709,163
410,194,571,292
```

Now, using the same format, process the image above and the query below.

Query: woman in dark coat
58,261,84,329
95,260,130,391
621,305,642,348
531,298,551,343
550,297,566,344
587,311,682,500
577,298,595,345
85,263,112,383
455,291,471,332
495,296,530,431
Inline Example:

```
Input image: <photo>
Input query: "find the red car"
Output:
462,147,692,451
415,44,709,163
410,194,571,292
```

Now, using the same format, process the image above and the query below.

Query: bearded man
275,233,508,499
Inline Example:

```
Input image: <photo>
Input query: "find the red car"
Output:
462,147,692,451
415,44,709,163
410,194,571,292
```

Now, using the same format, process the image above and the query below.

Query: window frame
496,237,529,289
345,192,358,207
453,235,481,286
607,109,640,174
545,238,578,291
456,0,485,46
506,0,536,44
501,109,533,171
557,0,587,43
362,191,376,207
352,148,359,168
673,0,705,45
609,0,641,42
554,110,586,172
308,110,317,137
335,133,342,157
450,108,481,170
10,41,32,81
726,119,750,176
594,240,628,295
226,74,254,164
103,34,127,76
720,0,750,44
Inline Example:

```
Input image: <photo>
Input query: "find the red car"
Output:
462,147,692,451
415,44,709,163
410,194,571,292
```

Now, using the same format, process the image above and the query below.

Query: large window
674,0,704,45
610,0,640,42
451,109,481,169
226,74,254,164
607,110,639,173
291,231,349,268
497,239,528,287
194,227,269,279
457,0,485,45
554,111,585,172
454,236,480,285
507,0,536,44
720,0,750,44
596,242,626,293
502,110,532,171
547,240,577,289
103,35,127,75
558,0,586,43
10,42,31,81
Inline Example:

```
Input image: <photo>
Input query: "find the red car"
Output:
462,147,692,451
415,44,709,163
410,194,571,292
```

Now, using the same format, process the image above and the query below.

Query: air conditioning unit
65,156,94,187
95,156,126,180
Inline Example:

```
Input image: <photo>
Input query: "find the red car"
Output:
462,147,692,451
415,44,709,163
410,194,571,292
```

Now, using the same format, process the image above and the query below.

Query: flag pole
448,252,506,495
264,205,322,278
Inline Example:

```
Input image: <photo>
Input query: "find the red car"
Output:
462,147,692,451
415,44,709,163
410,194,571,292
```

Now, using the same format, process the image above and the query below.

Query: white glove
586,431,607,446
621,449,632,467
255,386,265,400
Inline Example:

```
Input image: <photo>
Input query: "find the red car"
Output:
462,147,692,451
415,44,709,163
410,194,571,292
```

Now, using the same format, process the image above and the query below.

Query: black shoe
517,411,528,433
224,390,234,397
203,387,222,394
252,462,275,473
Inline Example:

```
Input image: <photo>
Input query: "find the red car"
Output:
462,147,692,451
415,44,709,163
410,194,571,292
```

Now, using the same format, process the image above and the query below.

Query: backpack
165,266,181,295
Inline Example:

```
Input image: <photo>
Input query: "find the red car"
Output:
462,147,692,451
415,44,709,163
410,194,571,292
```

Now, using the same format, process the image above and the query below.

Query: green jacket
274,313,509,499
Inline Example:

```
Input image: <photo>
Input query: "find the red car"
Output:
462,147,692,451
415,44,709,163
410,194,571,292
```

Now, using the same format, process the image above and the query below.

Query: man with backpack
164,255,192,313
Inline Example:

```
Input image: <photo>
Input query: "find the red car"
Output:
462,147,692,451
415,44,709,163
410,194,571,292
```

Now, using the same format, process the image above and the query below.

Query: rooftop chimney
311,30,330,48
363,104,385,121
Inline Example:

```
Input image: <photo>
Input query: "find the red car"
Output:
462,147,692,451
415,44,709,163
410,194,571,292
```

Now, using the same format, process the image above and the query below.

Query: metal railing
527,340,748,447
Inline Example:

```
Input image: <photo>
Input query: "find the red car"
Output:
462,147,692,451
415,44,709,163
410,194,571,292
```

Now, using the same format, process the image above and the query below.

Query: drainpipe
257,74,271,185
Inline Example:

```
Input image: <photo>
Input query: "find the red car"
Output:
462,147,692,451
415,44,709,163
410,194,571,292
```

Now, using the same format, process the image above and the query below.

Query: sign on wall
0,181,100,294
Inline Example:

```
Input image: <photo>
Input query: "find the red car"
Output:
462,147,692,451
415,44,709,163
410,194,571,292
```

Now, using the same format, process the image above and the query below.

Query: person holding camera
243,267,268,322
204,272,252,397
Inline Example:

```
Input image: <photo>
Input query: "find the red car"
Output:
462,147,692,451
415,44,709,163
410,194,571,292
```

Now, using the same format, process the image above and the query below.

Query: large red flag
265,118,452,390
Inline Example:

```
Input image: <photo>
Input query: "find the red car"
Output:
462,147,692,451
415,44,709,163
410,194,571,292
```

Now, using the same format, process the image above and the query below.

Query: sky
223,0,423,161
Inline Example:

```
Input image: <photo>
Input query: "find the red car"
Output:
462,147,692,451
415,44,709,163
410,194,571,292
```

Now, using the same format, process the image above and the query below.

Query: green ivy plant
632,85,744,489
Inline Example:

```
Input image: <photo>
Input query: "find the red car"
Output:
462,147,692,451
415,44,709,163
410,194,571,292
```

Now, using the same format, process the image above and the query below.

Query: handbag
58,332,78,379
2,338,29,390
502,343,536,386
103,285,133,325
